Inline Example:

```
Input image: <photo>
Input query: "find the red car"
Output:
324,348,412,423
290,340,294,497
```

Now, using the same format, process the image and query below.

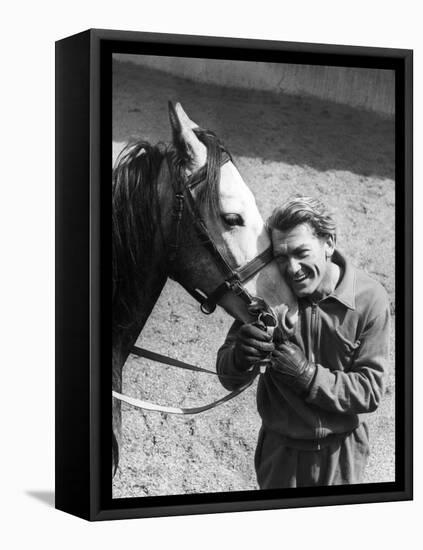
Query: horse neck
112,144,175,364
113,254,168,366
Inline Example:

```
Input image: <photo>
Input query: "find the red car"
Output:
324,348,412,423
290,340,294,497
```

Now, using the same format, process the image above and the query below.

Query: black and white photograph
111,51,398,499
4,0,420,544
2,0,423,543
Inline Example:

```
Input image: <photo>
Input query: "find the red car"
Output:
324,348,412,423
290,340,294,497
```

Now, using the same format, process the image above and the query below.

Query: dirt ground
112,60,395,498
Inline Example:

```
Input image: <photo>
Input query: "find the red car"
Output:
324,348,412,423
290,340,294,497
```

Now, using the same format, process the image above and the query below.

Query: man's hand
271,341,316,395
233,323,275,372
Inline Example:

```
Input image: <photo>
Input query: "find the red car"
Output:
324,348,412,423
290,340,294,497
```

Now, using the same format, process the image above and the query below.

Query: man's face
271,223,334,298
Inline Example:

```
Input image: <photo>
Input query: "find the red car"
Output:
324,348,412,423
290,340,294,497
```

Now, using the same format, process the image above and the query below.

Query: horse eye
222,213,244,227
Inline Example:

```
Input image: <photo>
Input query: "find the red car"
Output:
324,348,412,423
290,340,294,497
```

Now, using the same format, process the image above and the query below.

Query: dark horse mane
112,129,231,334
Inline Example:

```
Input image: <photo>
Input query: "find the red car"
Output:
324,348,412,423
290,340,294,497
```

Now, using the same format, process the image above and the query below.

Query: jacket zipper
310,302,318,363
310,302,322,444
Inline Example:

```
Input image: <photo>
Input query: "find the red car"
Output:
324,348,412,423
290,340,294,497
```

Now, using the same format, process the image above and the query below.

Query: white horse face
202,160,296,321
168,102,296,323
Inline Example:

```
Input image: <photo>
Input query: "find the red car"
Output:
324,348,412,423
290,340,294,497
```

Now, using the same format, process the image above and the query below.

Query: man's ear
324,234,336,259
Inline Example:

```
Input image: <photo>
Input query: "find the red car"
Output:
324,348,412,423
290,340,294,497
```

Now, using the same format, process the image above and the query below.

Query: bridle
166,149,274,314
112,146,277,415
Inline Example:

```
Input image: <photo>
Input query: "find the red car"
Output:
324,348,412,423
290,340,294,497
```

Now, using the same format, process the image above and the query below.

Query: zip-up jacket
216,250,390,442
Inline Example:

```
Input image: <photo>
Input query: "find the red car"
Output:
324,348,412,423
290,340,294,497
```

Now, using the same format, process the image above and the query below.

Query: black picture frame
55,28,413,521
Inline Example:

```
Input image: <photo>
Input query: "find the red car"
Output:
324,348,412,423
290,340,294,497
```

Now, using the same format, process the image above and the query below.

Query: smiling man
217,196,390,488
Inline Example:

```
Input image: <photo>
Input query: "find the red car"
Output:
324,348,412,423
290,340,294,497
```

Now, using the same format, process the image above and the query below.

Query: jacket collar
326,249,356,310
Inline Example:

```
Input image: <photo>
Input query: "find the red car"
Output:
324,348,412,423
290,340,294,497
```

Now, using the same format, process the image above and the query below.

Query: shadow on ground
113,61,395,180
26,490,55,508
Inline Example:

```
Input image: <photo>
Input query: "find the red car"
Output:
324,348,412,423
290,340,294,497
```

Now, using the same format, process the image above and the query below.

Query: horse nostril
285,310,297,330
272,303,297,343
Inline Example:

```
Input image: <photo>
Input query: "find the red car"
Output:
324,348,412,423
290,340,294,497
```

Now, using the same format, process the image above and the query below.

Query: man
217,197,390,488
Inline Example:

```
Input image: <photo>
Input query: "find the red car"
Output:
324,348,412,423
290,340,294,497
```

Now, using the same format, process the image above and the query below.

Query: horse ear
168,101,207,172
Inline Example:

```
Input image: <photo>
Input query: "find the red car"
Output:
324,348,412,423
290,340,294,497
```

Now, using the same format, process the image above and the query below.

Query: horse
112,102,296,475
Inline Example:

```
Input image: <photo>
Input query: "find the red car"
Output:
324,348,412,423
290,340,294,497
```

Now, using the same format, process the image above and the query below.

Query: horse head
163,102,297,326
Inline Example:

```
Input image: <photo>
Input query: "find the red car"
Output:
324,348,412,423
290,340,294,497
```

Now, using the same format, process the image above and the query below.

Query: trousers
255,422,370,488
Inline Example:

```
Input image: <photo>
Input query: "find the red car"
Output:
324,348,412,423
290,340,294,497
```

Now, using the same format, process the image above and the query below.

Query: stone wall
115,54,394,116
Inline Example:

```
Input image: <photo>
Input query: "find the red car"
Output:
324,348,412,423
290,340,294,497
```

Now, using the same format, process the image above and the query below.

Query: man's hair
267,196,336,241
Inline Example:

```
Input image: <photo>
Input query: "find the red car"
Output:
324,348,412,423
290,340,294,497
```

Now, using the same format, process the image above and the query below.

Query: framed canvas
55,28,413,521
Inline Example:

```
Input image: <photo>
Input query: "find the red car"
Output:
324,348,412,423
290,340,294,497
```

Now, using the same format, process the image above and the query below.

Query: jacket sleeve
305,305,390,415
216,320,258,391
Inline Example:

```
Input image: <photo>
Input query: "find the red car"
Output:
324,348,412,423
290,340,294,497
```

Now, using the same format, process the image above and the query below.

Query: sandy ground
112,60,395,498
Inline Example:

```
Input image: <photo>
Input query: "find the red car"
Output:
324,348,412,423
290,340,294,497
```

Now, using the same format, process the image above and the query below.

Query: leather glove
233,323,275,372
271,341,316,395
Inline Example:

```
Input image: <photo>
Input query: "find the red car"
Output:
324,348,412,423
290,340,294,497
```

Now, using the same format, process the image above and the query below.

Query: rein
112,347,257,415
112,310,276,415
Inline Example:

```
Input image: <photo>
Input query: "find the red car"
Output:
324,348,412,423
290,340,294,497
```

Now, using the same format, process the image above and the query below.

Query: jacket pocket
334,328,361,367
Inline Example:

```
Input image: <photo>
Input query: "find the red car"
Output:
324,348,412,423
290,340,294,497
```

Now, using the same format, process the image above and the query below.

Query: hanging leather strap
129,345,252,379
111,345,259,415
112,377,254,415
